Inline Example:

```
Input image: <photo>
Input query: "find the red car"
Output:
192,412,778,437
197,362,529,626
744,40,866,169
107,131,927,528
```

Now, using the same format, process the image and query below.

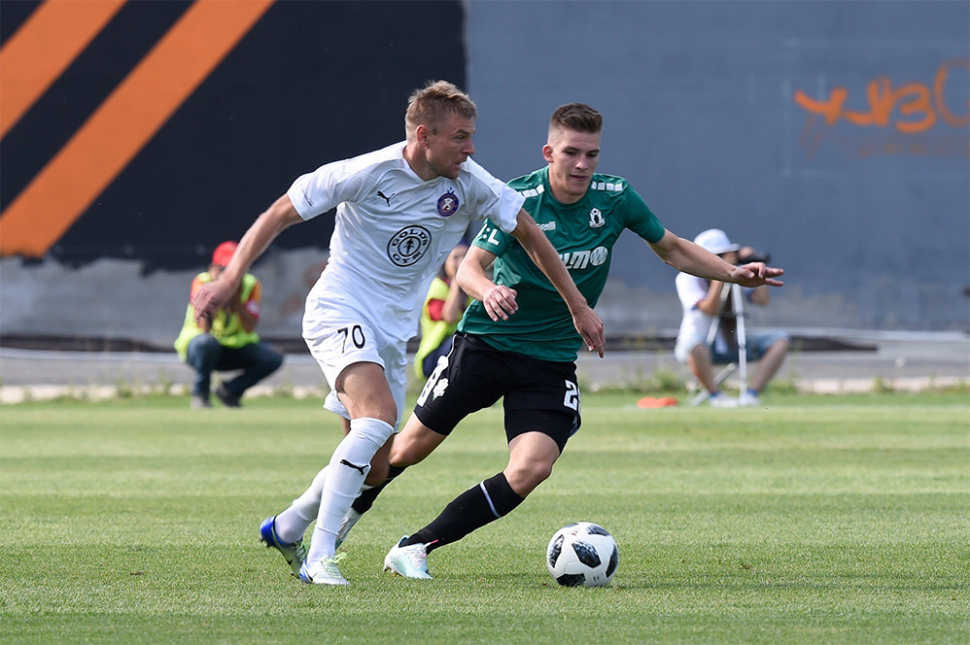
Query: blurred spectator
174,241,283,408
674,229,789,407
414,241,470,380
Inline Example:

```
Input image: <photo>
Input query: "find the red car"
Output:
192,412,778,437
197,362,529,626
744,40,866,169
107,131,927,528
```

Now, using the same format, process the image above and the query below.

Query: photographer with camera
674,229,790,407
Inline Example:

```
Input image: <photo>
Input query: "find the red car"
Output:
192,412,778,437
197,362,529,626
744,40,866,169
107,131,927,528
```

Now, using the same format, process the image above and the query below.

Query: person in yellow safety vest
414,241,470,381
174,241,283,409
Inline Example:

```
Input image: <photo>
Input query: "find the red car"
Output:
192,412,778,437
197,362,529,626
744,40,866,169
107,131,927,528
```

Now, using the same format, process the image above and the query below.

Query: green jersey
458,167,665,362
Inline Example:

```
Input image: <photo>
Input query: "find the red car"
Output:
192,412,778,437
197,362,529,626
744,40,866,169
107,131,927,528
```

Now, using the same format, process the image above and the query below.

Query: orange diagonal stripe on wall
0,0,275,259
0,0,128,139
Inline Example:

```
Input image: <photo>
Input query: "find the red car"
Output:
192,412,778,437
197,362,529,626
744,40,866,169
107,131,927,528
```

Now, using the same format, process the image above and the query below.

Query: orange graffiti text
794,60,969,134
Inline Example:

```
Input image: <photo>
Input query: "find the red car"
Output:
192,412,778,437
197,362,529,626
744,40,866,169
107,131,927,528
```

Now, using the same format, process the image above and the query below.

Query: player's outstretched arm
648,230,784,288
509,210,606,357
193,194,303,318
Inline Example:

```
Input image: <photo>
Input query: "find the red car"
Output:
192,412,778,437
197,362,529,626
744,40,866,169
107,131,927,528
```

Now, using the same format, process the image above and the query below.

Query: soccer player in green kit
344,103,784,579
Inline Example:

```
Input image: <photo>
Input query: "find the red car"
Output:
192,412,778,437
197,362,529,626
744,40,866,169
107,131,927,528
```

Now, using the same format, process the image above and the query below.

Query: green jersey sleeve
472,217,513,255
623,186,665,244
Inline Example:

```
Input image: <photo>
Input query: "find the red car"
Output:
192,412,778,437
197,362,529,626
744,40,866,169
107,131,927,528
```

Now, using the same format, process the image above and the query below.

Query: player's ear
416,124,431,147
542,144,554,164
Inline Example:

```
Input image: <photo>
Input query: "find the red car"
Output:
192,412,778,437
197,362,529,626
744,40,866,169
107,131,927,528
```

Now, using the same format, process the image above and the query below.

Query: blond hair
405,80,477,141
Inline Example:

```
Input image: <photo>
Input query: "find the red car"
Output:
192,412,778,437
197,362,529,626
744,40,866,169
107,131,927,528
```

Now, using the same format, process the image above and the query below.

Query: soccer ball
546,522,619,587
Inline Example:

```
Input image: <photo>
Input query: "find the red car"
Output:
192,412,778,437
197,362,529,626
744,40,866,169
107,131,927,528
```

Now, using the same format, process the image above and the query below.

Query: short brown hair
405,80,477,141
549,103,603,135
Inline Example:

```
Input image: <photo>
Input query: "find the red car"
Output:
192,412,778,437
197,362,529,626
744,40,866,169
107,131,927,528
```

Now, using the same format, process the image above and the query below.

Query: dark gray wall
466,0,969,331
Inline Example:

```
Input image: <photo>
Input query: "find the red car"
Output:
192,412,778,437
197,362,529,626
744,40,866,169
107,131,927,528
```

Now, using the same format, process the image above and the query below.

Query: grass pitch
1,392,967,645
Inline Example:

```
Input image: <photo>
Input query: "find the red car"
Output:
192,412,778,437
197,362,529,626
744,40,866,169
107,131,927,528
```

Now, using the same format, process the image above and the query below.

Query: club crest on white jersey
437,189,460,217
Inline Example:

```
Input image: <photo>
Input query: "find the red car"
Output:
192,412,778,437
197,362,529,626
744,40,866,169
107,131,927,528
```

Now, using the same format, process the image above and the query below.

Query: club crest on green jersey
588,208,605,228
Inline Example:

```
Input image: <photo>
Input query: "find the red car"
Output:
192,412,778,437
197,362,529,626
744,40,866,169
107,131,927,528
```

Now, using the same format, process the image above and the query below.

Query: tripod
686,283,747,407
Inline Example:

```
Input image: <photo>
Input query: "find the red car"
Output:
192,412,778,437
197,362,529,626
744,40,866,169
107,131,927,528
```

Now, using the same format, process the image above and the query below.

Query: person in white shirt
674,228,790,407
192,80,605,585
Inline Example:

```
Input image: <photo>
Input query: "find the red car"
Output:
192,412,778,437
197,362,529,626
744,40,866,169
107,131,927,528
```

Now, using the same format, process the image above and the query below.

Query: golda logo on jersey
388,225,432,267
559,247,609,270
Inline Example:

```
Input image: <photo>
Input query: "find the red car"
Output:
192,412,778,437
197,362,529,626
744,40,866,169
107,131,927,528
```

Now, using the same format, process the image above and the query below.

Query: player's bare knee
506,462,553,494
533,463,554,485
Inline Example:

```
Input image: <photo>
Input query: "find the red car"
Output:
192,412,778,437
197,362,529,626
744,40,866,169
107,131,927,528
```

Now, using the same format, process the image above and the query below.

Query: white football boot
383,537,432,579
299,553,349,586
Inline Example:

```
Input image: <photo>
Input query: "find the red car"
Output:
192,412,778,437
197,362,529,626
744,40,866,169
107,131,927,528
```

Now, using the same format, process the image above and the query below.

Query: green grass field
1,392,967,645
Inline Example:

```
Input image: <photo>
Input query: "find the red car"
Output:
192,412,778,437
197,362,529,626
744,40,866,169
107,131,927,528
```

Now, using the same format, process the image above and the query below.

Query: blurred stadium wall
1,0,967,349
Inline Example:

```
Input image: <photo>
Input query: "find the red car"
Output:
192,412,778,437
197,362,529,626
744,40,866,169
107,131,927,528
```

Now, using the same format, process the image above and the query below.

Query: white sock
273,466,328,544
307,418,394,563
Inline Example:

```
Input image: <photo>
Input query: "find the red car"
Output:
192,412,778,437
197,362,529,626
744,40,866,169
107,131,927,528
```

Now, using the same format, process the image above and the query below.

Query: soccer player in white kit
192,81,605,585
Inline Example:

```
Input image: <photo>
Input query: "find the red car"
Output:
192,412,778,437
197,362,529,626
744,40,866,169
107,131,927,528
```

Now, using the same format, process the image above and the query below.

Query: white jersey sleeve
286,147,391,220
460,157,524,234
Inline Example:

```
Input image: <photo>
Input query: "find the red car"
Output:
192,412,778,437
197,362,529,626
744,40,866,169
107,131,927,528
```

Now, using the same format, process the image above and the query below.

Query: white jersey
288,141,524,343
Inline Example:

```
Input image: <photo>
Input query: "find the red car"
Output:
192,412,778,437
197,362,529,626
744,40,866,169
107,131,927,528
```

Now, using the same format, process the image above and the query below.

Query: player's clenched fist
481,285,519,321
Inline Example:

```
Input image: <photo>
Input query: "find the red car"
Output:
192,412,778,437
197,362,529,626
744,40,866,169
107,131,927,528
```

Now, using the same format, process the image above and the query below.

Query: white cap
693,228,740,255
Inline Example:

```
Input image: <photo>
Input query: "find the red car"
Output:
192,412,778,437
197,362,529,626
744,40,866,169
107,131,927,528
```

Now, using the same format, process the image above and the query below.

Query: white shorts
303,298,408,428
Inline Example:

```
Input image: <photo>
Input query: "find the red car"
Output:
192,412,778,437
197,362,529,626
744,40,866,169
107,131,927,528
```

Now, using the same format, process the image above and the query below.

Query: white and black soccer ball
546,522,619,587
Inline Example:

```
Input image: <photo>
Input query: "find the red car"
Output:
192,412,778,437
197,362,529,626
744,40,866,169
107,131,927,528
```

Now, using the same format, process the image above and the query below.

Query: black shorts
414,333,582,453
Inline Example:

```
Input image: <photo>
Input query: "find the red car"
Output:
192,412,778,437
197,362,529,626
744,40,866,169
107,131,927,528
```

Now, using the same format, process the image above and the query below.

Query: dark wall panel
1,1,466,272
